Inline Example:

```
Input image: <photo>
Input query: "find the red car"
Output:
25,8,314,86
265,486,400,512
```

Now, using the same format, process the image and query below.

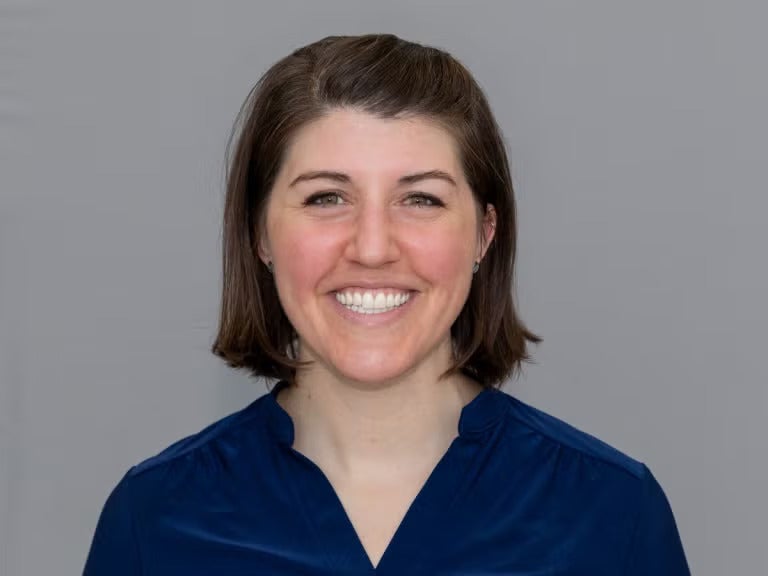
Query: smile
335,289,411,315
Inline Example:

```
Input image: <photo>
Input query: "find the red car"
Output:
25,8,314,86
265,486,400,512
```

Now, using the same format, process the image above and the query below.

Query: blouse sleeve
83,470,143,576
625,465,690,575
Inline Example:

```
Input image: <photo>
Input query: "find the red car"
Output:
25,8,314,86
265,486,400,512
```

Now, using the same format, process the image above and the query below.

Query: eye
304,192,345,206
404,193,444,208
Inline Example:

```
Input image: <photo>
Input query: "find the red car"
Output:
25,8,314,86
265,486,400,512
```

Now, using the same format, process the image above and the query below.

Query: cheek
270,222,341,296
405,224,475,284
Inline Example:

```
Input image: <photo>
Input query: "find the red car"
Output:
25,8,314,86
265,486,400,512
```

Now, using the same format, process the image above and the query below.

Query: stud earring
472,261,480,274
267,260,274,274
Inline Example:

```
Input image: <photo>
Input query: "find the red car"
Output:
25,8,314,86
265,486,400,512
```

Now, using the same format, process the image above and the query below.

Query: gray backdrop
2,1,766,574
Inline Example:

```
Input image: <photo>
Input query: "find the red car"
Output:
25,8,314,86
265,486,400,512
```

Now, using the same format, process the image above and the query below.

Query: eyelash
303,192,444,208
304,192,345,206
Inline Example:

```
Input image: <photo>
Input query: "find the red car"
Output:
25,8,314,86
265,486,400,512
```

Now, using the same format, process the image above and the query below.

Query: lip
330,291,414,325
330,280,416,292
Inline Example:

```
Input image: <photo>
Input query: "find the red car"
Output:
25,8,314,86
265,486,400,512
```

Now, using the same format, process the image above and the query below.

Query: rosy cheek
406,228,473,283
273,222,341,294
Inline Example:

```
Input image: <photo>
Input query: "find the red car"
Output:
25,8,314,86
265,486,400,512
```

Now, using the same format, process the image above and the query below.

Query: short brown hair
212,34,540,388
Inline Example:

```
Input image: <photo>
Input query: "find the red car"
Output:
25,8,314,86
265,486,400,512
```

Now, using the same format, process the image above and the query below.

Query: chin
330,353,416,387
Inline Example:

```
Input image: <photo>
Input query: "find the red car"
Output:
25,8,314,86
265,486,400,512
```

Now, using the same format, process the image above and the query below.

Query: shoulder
499,391,646,480
85,391,282,573
490,392,690,573
125,391,274,481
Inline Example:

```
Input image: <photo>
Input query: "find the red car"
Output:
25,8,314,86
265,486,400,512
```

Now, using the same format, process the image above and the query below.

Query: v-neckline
264,380,509,573
288,437,461,571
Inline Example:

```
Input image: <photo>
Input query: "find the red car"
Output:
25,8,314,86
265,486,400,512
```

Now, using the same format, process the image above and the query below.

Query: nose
344,200,400,267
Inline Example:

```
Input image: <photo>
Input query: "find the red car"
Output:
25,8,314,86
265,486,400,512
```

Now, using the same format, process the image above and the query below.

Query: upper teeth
335,290,411,314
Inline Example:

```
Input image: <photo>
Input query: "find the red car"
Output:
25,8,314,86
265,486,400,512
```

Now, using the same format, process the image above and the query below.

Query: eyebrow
288,169,458,188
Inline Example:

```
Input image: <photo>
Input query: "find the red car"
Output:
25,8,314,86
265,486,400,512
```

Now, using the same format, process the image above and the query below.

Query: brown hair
212,34,540,388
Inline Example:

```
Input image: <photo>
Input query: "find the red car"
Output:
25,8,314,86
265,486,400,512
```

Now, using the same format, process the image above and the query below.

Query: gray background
1,1,766,574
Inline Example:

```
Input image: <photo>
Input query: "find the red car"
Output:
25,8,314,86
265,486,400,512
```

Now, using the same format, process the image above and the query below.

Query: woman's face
261,108,495,385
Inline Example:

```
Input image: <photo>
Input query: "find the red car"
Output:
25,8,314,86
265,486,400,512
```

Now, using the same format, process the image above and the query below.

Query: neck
277,343,483,482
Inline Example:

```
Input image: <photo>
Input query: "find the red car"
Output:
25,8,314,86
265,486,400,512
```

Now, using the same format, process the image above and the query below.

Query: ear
476,203,497,261
257,231,271,268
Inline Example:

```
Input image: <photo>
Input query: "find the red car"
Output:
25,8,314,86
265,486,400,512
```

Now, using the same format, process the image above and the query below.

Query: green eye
305,192,344,206
405,193,443,207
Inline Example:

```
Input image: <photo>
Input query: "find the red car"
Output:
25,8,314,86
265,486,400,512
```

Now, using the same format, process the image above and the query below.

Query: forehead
278,108,464,184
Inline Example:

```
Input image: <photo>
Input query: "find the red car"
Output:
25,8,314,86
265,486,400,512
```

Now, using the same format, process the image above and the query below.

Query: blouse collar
264,380,509,446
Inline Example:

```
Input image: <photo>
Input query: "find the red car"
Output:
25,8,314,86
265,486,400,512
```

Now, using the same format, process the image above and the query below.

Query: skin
258,108,496,566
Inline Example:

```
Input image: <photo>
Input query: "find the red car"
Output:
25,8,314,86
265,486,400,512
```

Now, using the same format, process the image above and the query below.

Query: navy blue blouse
84,382,690,574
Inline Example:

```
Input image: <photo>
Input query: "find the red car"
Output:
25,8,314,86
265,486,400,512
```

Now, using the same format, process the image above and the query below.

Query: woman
84,34,690,574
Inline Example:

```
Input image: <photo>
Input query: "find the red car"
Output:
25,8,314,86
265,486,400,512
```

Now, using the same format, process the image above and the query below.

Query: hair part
212,33,541,388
